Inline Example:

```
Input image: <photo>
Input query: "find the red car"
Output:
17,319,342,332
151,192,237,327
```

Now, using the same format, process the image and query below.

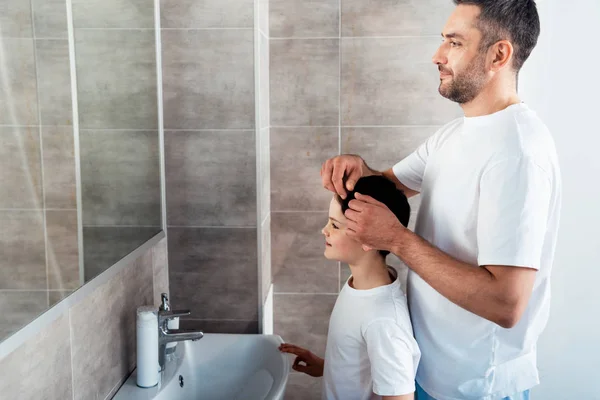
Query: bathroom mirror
0,0,162,343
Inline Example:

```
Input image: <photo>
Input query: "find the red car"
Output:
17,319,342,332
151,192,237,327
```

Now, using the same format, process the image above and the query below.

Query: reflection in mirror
0,0,162,342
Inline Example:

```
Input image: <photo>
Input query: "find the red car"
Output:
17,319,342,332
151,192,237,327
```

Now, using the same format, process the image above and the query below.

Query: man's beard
438,54,487,104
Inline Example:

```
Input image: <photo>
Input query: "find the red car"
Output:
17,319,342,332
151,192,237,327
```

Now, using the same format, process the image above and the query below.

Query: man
321,1,561,399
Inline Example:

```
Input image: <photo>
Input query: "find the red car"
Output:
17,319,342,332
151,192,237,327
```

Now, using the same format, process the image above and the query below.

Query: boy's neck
348,256,393,290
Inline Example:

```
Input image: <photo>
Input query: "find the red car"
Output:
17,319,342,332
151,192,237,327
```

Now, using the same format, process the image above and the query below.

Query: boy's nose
322,226,329,236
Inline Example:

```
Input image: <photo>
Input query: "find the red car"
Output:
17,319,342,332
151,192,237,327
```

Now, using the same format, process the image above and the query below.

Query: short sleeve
364,320,419,396
477,157,552,269
392,125,449,192
392,139,430,192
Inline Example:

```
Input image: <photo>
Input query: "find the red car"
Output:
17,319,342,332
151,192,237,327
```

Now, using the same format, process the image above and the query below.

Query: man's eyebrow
442,32,466,40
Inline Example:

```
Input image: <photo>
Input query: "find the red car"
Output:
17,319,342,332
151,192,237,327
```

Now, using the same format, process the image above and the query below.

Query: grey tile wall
35,39,73,126
71,249,154,400
270,39,339,126
270,127,338,211
270,0,339,38
46,210,80,290
80,129,161,226
0,0,33,38
179,319,259,334
271,212,338,294
83,227,160,282
0,0,79,338
161,29,255,130
165,130,256,227
41,126,77,209
162,0,261,334
32,0,69,38
152,238,170,307
49,290,74,306
274,294,336,356
341,37,461,126
0,314,73,400
168,227,258,320
341,126,438,172
341,0,454,37
161,0,254,29
72,0,155,29
0,211,46,290
0,39,38,125
0,238,168,400
0,127,43,209
285,373,323,400
74,29,158,130
0,291,48,342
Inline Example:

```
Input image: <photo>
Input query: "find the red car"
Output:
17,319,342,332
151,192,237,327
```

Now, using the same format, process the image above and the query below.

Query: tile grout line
0,289,74,292
269,125,443,128
273,292,339,296
271,210,327,214
270,35,441,40
29,0,50,307
167,225,257,229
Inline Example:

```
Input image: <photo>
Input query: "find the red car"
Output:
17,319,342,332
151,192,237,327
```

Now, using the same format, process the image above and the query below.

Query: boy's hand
278,343,325,377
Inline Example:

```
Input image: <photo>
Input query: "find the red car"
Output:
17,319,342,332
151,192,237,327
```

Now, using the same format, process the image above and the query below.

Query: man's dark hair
453,0,540,72
337,175,410,258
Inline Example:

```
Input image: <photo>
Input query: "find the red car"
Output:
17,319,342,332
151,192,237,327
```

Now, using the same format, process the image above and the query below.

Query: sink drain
179,375,184,388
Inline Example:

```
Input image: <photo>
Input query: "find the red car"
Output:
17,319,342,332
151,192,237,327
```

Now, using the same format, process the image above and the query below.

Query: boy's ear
362,244,372,252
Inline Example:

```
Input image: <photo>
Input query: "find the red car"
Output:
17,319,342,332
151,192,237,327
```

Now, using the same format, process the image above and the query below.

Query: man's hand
344,192,407,252
278,343,324,377
321,155,377,199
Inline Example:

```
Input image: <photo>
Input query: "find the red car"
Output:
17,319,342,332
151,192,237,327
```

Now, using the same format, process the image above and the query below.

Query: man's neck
348,256,393,290
461,76,521,117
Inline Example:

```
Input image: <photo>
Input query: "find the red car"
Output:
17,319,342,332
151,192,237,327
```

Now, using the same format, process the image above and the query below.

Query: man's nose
432,44,447,65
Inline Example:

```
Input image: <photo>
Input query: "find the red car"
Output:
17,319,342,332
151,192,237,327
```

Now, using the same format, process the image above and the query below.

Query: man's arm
383,395,413,400
382,393,415,400
344,193,537,329
392,228,536,329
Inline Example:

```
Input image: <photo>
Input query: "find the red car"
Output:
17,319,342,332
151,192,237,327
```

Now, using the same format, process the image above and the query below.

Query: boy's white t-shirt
392,103,562,400
322,274,421,400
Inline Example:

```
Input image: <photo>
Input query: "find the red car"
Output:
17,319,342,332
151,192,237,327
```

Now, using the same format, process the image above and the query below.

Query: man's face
433,5,490,104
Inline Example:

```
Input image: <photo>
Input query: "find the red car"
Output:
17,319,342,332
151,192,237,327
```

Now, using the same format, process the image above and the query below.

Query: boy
279,175,421,400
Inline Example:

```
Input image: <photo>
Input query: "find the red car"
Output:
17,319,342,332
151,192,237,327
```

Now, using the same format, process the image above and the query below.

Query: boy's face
322,197,365,263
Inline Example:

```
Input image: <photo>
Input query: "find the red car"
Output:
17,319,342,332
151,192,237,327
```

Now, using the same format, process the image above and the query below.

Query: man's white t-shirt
322,274,421,400
392,103,562,400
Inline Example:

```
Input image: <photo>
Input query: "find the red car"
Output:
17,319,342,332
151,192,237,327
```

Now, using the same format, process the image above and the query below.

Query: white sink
113,334,290,400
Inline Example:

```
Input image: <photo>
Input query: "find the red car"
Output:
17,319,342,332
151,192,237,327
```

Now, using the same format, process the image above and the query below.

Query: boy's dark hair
337,175,410,258
453,0,540,72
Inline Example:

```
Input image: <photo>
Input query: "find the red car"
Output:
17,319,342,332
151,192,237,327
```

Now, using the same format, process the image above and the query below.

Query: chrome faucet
158,293,204,371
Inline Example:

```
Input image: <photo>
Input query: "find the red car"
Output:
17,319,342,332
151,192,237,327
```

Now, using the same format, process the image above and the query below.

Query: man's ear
489,40,514,71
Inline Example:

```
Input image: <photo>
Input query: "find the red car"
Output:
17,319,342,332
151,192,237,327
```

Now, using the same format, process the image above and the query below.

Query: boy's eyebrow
329,217,342,224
